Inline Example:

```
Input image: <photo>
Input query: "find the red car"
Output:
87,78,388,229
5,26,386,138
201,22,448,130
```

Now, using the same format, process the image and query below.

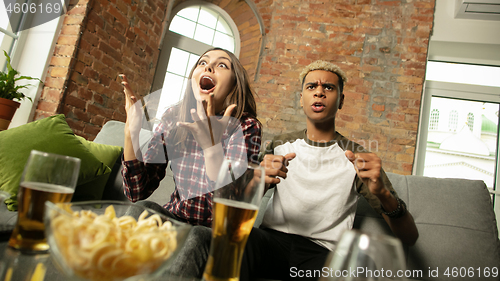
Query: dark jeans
164,224,331,281
241,228,331,281
134,201,212,278
167,225,212,279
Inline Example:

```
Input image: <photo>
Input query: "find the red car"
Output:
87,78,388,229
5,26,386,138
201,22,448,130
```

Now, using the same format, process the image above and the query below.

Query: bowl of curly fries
44,201,192,281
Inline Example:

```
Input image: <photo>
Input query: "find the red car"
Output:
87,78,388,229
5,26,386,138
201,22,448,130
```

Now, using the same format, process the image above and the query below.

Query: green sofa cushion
72,136,123,202
0,114,111,211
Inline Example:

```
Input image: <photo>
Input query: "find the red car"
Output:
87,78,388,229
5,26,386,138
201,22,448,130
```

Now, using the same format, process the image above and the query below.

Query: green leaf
4,50,13,73
0,50,41,102
15,75,41,82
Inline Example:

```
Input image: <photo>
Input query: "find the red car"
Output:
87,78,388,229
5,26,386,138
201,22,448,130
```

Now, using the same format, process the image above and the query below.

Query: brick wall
36,0,435,175
35,0,169,138
36,0,262,139
35,0,92,121
252,0,435,174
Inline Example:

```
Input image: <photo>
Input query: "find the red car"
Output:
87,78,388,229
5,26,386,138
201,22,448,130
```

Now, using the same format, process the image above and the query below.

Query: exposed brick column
37,0,170,140
35,0,93,120
40,0,261,141
69,0,169,139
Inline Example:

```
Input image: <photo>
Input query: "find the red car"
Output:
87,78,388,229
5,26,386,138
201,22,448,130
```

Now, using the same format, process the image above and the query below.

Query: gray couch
2,120,499,280
94,121,500,280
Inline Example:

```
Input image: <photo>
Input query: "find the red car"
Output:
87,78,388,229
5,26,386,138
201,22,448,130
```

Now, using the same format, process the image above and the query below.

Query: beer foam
213,198,259,210
22,182,74,194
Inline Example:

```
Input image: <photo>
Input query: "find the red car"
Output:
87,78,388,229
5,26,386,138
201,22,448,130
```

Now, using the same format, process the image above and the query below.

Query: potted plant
0,50,41,130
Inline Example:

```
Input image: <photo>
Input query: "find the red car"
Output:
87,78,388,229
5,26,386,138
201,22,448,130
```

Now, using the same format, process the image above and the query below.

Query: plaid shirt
122,108,262,226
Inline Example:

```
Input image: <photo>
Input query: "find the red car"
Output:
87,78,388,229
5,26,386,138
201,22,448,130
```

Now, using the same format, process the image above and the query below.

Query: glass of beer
8,150,81,253
320,229,406,281
203,159,265,281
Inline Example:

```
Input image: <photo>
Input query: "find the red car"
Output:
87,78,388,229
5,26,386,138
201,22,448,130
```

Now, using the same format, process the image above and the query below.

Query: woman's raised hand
177,93,236,149
119,74,138,112
119,74,143,160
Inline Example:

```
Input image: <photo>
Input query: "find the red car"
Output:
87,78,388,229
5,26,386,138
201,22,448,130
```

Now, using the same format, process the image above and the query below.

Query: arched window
169,6,236,52
467,113,474,131
429,109,439,130
448,110,458,131
150,2,240,121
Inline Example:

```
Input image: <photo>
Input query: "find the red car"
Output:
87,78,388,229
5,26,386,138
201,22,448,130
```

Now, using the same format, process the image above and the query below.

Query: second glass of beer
203,159,265,281
8,150,81,253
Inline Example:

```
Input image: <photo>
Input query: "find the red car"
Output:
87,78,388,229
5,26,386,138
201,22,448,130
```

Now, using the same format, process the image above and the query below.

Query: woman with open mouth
119,47,262,228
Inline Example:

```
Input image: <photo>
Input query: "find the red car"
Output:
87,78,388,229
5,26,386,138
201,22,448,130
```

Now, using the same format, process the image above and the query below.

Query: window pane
166,48,190,76
157,48,200,121
168,6,235,51
0,34,15,69
3,0,26,33
155,5,237,122
0,2,19,69
467,113,475,131
423,97,499,188
186,53,200,76
193,24,215,46
180,77,188,100
0,4,9,30
216,18,232,36
213,32,234,52
157,72,184,119
429,109,439,130
169,16,196,38
198,7,218,29
176,6,200,21
448,110,458,131
426,61,500,87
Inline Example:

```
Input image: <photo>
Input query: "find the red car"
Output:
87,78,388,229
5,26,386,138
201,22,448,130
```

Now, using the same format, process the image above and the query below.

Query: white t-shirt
260,130,396,251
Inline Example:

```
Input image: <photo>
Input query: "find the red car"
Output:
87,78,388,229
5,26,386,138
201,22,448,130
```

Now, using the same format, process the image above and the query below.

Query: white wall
429,0,500,66
432,0,500,44
3,0,65,129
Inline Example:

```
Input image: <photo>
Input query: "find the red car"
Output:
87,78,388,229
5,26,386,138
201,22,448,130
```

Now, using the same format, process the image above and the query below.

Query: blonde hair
299,60,348,94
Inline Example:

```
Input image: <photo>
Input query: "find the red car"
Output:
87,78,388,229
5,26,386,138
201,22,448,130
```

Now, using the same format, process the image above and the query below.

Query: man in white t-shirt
239,61,419,280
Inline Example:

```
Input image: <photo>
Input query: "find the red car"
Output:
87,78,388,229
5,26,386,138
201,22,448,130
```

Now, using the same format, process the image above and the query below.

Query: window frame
1,0,66,127
0,0,34,70
415,80,500,176
167,1,240,57
151,1,240,92
414,79,500,234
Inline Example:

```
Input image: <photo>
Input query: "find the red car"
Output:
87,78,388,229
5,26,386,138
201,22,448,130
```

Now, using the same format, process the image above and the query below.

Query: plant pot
0,97,21,131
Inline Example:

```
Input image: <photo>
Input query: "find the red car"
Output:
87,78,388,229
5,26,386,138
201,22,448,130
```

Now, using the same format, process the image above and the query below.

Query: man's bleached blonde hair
299,60,348,95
